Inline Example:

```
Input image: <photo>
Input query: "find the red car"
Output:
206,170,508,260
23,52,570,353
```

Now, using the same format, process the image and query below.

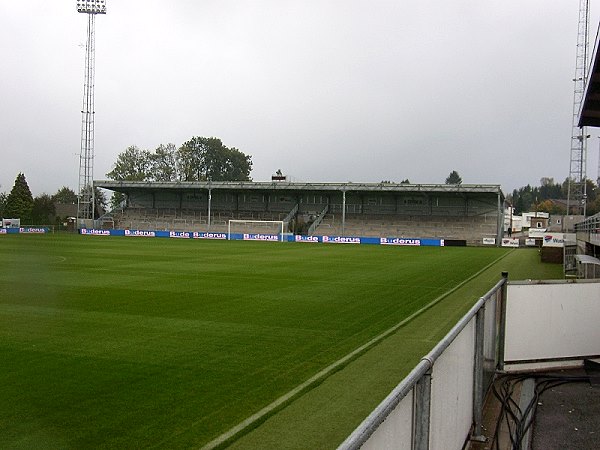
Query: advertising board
501,238,519,248
542,233,564,247
78,228,447,248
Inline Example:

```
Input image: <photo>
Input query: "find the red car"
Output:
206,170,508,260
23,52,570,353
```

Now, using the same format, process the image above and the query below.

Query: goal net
227,220,286,242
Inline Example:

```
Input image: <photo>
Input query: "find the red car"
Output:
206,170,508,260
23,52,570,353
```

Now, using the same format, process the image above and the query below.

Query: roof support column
497,191,504,246
207,183,212,230
342,190,346,236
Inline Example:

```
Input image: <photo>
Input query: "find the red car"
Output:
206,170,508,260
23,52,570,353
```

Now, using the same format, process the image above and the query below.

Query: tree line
0,173,96,226
106,137,252,183
105,136,253,209
509,177,600,216
2,149,599,225
0,136,253,224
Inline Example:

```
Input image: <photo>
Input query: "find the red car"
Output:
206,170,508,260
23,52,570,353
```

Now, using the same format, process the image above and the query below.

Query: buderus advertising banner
78,228,445,247
0,227,49,234
380,237,445,247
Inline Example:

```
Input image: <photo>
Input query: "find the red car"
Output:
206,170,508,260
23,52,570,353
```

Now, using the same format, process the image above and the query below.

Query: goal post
227,219,286,242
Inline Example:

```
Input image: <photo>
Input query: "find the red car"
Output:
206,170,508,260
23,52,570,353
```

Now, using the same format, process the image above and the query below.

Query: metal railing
339,273,508,450
574,211,600,232
307,205,329,236
283,204,299,226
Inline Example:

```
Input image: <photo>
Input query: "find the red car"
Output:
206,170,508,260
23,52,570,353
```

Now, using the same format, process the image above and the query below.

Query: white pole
207,184,212,230
342,190,346,236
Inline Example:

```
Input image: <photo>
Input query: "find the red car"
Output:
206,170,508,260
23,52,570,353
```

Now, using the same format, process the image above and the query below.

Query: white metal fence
338,277,600,450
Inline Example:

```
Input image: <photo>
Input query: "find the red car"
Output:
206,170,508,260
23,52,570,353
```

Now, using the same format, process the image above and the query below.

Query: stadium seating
105,184,501,245
314,213,497,245
111,206,497,244
112,208,291,234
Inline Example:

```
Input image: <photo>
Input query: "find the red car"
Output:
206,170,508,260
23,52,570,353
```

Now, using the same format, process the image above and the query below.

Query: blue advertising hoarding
79,228,445,247
0,227,49,234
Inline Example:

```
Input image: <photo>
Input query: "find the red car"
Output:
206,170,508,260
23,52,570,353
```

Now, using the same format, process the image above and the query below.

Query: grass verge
0,235,560,448
227,248,563,449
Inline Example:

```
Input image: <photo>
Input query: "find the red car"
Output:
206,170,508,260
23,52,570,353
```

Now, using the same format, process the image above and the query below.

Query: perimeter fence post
413,369,431,450
471,303,486,442
497,271,509,371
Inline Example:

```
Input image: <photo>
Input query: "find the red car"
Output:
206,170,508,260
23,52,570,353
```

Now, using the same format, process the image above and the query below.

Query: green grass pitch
0,234,561,448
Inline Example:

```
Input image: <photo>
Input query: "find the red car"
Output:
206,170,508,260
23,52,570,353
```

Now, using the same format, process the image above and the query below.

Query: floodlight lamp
77,0,107,14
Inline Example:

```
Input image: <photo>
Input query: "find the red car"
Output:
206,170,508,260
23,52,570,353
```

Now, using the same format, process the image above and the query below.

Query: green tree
4,173,34,223
216,146,253,181
176,137,252,181
32,194,56,225
0,192,6,217
150,143,177,181
509,176,597,215
514,194,525,215
110,192,126,210
539,177,562,200
108,138,252,183
78,186,108,219
587,195,600,216
536,199,566,215
560,177,569,199
585,179,597,203
511,184,537,214
584,179,599,215
176,137,206,181
52,186,77,204
106,145,151,181
94,188,107,218
445,170,462,185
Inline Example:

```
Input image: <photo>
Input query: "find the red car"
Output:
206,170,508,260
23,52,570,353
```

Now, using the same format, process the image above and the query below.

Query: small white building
504,208,549,233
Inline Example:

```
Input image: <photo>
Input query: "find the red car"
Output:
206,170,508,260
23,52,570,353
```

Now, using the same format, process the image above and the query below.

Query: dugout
575,254,600,279
95,180,505,245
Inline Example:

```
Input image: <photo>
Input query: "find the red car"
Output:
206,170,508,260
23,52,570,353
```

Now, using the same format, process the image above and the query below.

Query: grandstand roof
579,28,600,127
95,180,504,197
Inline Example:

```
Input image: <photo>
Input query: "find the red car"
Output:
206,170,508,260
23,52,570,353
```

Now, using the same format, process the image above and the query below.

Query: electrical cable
489,373,591,450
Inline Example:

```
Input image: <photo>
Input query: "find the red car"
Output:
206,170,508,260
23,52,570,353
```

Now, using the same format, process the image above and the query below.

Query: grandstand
96,181,505,245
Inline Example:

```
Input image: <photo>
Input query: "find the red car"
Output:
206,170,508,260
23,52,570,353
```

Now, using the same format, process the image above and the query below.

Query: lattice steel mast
567,0,591,216
77,1,106,225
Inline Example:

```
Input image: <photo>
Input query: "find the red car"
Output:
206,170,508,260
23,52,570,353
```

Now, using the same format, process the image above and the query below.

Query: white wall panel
361,391,413,450
429,319,475,450
505,282,600,362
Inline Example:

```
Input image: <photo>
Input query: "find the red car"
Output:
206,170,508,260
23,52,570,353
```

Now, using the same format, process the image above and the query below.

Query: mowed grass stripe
1,234,507,448
229,249,564,449
201,248,513,449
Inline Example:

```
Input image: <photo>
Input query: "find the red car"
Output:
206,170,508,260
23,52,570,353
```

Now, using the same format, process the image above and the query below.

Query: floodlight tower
567,0,590,216
76,0,106,226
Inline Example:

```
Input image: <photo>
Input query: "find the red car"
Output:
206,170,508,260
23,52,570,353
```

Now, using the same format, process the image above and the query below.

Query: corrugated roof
575,254,600,265
579,25,600,127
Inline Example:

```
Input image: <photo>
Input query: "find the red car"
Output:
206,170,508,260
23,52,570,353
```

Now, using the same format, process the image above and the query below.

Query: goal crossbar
227,219,286,241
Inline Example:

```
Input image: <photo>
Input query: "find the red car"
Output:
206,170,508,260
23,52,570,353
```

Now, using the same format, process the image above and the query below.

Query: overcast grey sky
2,1,600,196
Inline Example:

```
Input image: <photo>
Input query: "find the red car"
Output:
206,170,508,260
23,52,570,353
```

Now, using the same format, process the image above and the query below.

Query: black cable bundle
490,373,591,450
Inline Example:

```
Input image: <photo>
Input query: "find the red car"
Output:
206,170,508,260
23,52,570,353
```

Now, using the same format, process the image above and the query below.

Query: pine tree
4,173,34,223
445,170,462,185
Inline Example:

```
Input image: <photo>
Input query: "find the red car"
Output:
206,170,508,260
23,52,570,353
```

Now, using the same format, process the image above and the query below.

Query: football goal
227,220,286,241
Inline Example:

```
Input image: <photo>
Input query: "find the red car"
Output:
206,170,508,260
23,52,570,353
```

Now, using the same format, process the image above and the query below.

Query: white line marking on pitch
200,250,513,449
